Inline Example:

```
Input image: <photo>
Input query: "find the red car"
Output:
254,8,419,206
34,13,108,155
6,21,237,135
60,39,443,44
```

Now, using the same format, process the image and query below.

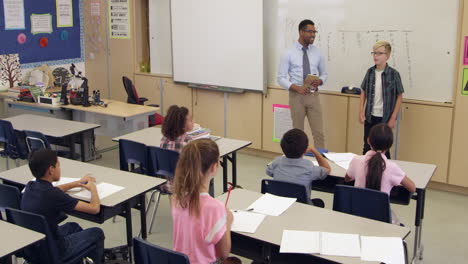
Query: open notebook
280,230,361,257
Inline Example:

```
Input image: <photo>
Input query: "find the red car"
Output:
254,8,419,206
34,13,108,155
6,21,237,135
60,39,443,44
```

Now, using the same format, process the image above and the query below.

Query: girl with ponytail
171,139,238,264
345,124,416,223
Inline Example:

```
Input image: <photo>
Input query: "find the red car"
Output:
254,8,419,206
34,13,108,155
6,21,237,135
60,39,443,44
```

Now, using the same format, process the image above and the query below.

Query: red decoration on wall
39,37,48,47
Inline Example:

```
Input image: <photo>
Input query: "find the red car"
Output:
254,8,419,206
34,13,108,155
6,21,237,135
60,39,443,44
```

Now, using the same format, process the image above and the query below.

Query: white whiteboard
170,0,265,92
266,0,459,102
150,0,459,101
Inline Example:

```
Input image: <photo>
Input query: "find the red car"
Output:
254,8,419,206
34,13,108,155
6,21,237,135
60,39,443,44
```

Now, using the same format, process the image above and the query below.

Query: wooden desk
3,114,100,161
2,98,159,138
0,221,45,258
217,189,410,264
304,156,435,263
62,99,158,138
113,127,252,194
0,158,166,254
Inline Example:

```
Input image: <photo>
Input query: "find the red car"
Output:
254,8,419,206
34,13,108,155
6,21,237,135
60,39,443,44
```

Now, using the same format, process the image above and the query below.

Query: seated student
267,128,331,207
171,139,240,264
21,149,104,263
160,105,194,153
345,123,416,224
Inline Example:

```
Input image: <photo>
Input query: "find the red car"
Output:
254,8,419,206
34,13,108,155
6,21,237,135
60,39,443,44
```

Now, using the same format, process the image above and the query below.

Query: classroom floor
5,145,468,263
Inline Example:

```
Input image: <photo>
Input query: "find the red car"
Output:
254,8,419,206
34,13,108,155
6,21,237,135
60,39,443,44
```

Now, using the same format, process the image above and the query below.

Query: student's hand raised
306,145,317,154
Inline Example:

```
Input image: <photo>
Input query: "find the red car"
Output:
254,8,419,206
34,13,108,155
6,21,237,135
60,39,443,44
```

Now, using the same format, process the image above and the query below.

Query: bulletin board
0,0,83,68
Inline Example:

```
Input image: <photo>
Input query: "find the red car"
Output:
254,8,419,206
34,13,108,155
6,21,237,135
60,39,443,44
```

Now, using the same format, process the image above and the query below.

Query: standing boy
21,149,105,263
359,41,404,158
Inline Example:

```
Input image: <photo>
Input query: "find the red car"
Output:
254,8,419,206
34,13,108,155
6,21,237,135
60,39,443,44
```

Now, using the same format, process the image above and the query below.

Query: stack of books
7,86,30,99
188,127,211,140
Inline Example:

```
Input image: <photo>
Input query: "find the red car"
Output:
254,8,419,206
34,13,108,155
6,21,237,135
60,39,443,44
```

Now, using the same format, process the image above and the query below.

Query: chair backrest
24,130,51,152
147,146,179,180
0,184,21,220
261,179,309,204
332,185,392,223
119,139,148,174
0,120,27,159
133,237,189,264
5,208,61,264
123,76,139,104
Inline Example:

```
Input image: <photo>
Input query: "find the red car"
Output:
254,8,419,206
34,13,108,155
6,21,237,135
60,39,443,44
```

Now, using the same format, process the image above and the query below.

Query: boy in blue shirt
266,128,331,207
21,149,105,263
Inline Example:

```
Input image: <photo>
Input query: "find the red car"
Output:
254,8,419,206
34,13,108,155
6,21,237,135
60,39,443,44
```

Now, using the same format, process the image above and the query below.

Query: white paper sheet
31,14,52,34
273,105,293,142
3,0,25,29
320,232,361,257
54,177,82,192
324,152,357,162
30,177,82,192
57,0,73,27
361,236,405,264
334,160,352,170
231,210,266,233
280,230,320,254
246,193,296,216
74,182,124,200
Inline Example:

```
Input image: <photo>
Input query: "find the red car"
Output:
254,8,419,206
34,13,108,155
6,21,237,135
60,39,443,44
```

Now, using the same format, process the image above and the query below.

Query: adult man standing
277,19,327,148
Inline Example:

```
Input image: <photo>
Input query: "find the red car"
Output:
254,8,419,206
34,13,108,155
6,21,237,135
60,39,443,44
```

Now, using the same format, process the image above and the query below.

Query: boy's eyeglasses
371,52,387,56
302,30,318,34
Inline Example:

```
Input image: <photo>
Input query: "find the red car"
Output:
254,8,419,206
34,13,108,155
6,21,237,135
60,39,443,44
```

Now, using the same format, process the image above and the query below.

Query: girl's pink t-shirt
172,193,227,264
347,151,406,195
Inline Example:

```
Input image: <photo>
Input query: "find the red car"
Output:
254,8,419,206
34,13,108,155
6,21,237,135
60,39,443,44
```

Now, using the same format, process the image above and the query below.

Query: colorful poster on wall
56,0,73,27
464,37,468,66
31,14,53,34
461,68,468,96
3,0,25,30
273,104,293,142
0,54,21,90
109,0,130,39
90,0,100,17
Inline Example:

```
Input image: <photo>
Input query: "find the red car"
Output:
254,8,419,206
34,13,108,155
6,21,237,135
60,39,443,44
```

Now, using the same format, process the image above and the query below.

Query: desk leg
80,132,86,162
124,202,133,262
222,156,228,193
69,134,76,160
139,194,147,240
262,244,272,264
413,188,426,262
232,152,237,187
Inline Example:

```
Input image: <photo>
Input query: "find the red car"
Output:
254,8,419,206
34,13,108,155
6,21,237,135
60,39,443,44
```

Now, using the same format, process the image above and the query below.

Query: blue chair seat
332,185,392,223
6,208,95,264
261,179,325,208
134,237,189,264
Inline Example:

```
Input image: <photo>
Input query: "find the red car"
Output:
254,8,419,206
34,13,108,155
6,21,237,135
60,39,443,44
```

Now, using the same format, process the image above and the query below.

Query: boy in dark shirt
21,149,104,263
